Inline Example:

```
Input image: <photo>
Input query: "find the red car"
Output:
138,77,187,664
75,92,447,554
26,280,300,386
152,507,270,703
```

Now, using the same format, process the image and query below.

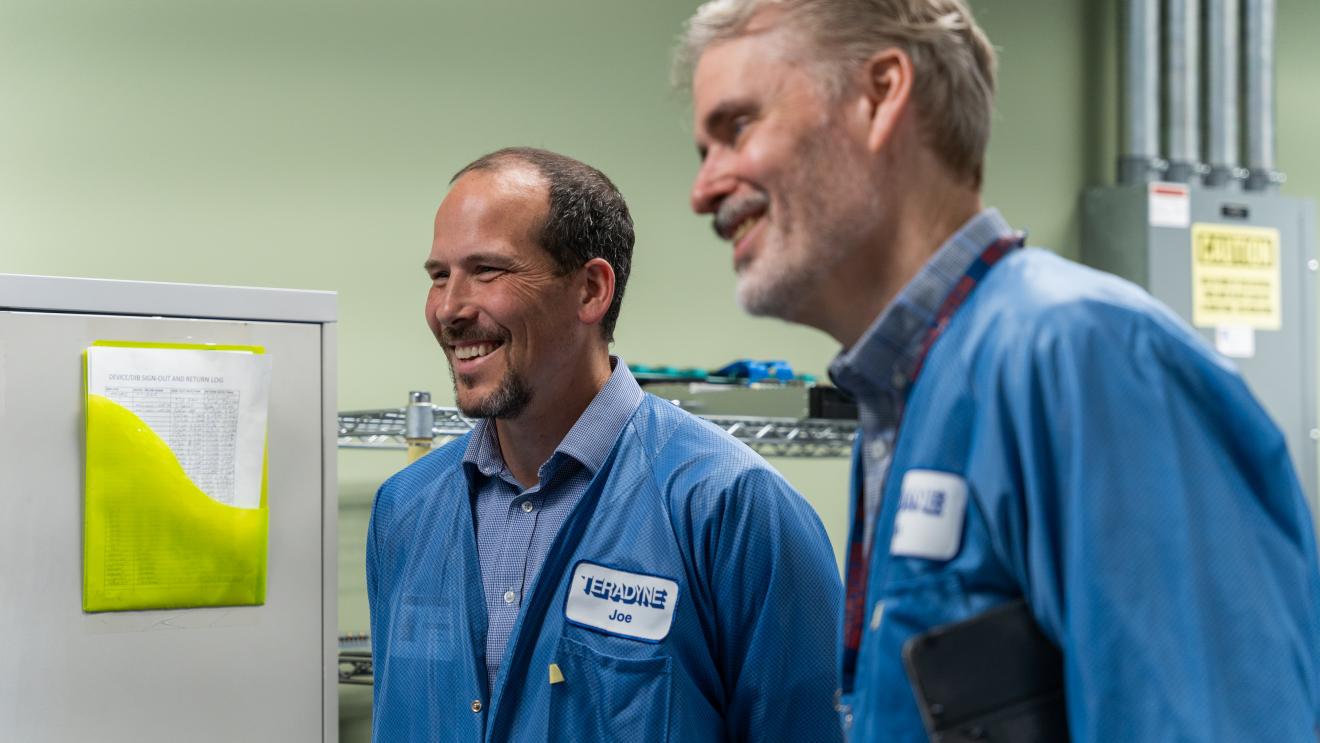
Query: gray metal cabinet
0,274,338,742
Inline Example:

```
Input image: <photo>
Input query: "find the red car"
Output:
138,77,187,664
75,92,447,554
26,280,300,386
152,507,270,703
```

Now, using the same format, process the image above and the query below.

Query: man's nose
690,150,735,215
433,275,477,327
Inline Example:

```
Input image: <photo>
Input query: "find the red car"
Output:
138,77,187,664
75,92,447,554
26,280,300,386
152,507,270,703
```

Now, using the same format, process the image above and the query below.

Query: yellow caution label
1191,223,1282,329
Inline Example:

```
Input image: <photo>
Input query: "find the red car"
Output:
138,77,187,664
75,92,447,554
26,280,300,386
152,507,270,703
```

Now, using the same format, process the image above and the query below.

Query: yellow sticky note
548,663,565,685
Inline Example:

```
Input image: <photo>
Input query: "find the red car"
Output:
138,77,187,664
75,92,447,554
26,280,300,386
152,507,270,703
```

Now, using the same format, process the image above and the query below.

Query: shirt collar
828,208,1015,404
461,355,644,482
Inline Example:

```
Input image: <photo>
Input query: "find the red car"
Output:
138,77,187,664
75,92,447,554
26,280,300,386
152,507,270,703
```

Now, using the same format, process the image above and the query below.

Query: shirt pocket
877,572,973,643
391,593,458,661
548,635,672,743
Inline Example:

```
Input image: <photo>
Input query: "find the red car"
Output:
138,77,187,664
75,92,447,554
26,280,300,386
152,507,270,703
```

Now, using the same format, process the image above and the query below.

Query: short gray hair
676,0,997,187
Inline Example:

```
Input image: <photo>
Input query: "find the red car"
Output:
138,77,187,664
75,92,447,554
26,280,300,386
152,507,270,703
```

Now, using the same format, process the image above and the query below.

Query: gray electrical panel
1083,184,1319,513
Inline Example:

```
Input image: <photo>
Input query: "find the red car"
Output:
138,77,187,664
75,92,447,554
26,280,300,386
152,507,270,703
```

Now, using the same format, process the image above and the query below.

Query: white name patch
564,562,679,643
890,470,968,561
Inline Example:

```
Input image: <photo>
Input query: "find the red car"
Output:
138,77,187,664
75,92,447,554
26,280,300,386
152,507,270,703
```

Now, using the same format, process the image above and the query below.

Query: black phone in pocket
902,599,1070,742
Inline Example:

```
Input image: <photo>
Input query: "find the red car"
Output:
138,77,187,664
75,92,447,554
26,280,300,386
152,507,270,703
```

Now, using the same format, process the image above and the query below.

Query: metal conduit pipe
1203,0,1243,187
1165,0,1201,182
1119,0,1164,183
1244,0,1282,190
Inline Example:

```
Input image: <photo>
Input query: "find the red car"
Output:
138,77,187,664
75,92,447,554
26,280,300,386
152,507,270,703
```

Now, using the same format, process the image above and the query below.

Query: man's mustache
439,325,509,345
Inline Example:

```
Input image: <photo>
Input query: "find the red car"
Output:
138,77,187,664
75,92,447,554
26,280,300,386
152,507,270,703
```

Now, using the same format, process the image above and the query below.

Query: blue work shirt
833,213,1320,741
464,356,643,692
368,389,845,741
833,209,1014,563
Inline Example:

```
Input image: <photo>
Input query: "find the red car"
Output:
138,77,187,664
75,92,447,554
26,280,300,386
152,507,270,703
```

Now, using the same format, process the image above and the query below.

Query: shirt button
520,500,534,513
868,440,889,460
891,372,907,389
503,589,517,604
471,700,482,713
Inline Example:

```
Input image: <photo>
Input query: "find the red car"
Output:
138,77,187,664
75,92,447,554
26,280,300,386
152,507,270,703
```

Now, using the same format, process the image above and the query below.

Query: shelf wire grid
338,407,857,458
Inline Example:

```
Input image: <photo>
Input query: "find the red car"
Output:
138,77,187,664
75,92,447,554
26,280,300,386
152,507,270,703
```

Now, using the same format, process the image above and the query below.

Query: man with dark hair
449,147,635,342
367,147,844,741
678,1,1320,741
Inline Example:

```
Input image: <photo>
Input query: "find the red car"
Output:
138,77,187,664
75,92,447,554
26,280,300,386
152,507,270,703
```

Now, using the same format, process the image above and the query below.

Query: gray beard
452,366,533,419
737,262,811,319
735,118,871,324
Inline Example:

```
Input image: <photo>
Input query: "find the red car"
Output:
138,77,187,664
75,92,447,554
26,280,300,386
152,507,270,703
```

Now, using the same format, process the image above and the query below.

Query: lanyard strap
841,232,1025,691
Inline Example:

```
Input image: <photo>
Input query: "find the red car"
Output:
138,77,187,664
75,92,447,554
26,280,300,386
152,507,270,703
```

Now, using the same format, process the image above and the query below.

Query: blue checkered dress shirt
461,356,644,693
828,208,1016,552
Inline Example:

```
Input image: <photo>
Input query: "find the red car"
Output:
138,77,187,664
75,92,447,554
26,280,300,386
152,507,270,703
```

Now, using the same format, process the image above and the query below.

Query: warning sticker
1191,223,1281,329
1149,183,1190,228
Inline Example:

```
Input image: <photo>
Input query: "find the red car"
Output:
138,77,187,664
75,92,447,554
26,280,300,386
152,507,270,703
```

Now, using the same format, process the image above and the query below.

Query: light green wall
3,1,1316,740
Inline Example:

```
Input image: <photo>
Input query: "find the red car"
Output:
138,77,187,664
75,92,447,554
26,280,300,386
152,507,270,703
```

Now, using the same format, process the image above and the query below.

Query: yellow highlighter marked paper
83,343,271,612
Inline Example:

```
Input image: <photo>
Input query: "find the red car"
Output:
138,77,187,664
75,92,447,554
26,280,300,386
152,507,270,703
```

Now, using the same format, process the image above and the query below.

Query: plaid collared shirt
828,208,1017,552
461,356,644,693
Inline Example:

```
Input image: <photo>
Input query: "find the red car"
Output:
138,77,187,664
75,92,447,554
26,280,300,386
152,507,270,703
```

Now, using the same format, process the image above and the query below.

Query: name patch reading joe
564,562,679,642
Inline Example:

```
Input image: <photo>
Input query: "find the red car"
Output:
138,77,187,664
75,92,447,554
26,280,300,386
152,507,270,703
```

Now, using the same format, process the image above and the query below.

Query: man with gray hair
678,1,1320,740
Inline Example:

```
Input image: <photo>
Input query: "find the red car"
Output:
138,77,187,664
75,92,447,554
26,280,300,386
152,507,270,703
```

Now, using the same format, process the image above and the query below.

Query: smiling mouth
730,214,762,243
451,341,502,360
713,191,770,244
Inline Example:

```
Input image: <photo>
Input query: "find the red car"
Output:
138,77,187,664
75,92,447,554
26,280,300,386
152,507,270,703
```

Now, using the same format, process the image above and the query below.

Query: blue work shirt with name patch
463,357,641,693
368,391,845,742
832,227,1320,741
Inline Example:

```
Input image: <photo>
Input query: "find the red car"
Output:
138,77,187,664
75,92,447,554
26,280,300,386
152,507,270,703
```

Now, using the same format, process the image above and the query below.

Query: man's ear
854,47,915,154
577,258,616,327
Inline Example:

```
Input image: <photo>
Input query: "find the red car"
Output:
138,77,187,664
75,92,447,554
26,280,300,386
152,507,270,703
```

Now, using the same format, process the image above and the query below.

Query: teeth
454,343,496,360
731,216,760,243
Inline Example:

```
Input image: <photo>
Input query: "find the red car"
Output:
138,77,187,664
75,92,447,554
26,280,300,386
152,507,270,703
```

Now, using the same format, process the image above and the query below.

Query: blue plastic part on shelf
712,359,796,383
